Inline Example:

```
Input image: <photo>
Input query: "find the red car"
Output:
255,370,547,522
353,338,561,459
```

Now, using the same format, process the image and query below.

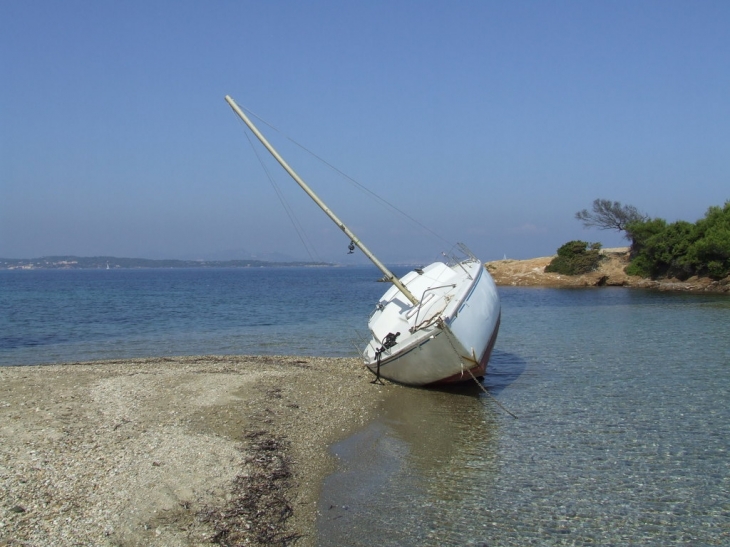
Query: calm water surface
319,288,730,546
2,270,728,545
0,267,400,366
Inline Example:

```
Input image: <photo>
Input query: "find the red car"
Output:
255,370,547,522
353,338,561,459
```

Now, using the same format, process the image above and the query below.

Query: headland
486,247,730,293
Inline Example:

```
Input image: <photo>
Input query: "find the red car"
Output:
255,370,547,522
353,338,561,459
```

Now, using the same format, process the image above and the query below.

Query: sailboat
225,96,500,386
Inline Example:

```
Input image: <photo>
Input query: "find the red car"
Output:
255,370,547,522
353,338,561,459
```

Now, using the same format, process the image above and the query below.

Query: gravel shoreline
0,355,392,546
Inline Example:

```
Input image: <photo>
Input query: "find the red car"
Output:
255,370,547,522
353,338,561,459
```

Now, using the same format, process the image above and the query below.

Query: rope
370,332,400,385
464,366,519,419
370,348,385,385
438,320,518,419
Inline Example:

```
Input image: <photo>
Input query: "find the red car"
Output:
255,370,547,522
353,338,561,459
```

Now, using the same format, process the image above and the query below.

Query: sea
1,267,728,546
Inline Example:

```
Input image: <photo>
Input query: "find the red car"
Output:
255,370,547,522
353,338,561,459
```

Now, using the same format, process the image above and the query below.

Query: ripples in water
318,288,730,546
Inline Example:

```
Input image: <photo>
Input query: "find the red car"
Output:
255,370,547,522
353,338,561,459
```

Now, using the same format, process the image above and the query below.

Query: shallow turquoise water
3,271,728,545
319,288,730,546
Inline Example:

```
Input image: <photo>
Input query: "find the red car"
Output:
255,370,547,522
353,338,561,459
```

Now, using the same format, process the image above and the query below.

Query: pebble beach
0,356,391,546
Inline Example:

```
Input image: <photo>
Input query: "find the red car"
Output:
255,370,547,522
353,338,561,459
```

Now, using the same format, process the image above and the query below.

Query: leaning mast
225,95,419,306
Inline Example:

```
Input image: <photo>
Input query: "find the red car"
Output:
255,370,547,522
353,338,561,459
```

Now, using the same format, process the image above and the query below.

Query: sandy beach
0,355,393,546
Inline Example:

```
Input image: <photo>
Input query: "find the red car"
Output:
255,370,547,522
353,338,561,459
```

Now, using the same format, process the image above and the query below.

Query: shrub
545,240,603,275
625,254,652,277
625,201,730,280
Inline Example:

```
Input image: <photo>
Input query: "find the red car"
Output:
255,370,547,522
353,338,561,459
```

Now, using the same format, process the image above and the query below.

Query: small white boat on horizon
225,95,500,387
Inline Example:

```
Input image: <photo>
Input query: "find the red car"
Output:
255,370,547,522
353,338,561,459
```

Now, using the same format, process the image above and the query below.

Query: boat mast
225,95,419,306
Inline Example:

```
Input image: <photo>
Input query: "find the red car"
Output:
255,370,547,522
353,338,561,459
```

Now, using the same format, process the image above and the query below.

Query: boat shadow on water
481,349,527,396
427,349,527,399
318,351,526,545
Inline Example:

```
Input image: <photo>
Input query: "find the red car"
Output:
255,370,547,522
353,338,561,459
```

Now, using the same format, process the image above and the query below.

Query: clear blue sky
2,1,728,263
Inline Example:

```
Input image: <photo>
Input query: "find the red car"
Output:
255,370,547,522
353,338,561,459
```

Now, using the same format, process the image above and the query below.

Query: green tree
685,202,730,278
625,201,730,280
626,220,694,279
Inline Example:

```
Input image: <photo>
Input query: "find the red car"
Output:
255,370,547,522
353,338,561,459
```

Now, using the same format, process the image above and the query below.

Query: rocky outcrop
485,247,730,293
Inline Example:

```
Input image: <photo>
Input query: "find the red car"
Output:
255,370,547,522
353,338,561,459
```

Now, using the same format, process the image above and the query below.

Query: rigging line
288,140,451,246
246,132,320,263
240,105,452,247
243,129,322,263
437,321,518,419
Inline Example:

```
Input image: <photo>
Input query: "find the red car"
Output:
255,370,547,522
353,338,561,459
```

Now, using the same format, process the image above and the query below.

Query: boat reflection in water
317,381,503,547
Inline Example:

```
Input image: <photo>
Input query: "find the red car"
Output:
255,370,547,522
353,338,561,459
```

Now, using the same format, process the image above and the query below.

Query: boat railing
443,243,479,280
408,284,456,333
443,242,479,268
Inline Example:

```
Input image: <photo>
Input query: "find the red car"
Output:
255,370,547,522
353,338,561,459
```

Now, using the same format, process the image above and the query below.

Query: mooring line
465,366,519,419
439,324,518,419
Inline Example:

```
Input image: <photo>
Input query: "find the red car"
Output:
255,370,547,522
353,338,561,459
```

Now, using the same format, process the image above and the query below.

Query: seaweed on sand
200,429,301,547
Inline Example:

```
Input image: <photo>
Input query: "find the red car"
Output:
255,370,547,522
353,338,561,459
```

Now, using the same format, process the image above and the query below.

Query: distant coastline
0,256,333,270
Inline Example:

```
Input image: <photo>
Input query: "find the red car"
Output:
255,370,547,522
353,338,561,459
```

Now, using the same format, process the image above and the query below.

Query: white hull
363,253,500,386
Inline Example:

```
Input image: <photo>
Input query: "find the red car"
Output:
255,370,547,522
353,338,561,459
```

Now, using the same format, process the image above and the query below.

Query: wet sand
0,355,394,546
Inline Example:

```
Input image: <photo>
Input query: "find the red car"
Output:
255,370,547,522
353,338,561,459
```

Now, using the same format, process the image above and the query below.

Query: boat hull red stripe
425,312,501,386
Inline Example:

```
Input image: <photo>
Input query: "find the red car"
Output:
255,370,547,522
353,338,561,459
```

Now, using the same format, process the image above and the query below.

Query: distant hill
181,248,300,262
0,256,332,270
